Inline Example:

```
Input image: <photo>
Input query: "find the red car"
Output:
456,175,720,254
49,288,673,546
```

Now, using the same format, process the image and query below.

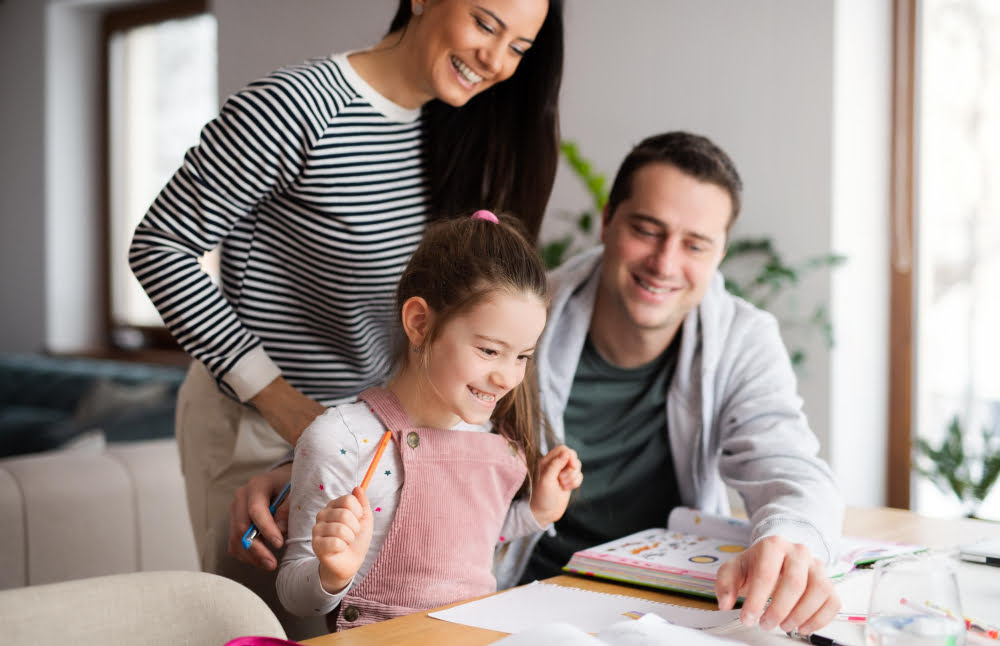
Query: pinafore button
407,431,420,449
343,605,361,622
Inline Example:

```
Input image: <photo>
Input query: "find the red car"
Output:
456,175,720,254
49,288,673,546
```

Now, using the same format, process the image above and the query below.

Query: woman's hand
314,486,374,594
250,376,326,445
529,445,583,527
227,463,293,570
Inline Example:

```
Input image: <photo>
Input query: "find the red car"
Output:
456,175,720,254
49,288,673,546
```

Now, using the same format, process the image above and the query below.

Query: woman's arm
129,68,317,406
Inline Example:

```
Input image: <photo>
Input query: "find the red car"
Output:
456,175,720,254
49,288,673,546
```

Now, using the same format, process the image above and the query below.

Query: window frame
99,0,209,354
888,0,916,509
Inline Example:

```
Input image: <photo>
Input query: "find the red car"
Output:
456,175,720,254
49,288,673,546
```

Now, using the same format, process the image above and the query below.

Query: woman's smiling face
409,0,549,107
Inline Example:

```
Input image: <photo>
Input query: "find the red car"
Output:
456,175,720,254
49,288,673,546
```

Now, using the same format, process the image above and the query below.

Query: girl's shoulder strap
357,387,412,431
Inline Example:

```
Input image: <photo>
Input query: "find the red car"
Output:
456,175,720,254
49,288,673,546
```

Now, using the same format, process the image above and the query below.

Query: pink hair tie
471,209,499,224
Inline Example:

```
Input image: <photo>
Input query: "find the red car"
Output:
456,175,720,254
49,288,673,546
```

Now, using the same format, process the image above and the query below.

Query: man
497,131,843,634
232,131,843,635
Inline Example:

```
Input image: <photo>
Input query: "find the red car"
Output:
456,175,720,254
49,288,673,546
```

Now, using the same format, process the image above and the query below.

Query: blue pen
241,482,291,550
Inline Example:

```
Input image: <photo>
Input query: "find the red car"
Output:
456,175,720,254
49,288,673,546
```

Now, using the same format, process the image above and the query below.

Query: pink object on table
223,637,302,646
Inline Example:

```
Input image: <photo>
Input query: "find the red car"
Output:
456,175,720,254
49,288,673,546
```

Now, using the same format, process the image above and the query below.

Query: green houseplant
542,140,845,367
914,415,1000,518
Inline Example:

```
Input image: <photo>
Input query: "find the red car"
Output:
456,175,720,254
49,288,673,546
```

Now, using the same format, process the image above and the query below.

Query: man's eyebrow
687,230,716,245
476,6,536,43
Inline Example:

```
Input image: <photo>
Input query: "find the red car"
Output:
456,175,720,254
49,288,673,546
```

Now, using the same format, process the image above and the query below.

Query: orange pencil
360,430,393,491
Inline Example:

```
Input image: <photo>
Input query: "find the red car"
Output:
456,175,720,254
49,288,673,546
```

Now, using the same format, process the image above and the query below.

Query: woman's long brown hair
386,0,564,242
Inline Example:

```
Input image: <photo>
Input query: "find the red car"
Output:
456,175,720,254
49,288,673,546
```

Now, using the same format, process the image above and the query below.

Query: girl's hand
529,445,583,527
313,486,374,594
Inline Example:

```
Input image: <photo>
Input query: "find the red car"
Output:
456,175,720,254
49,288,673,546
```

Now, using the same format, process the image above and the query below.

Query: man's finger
796,587,842,635
758,546,811,630
738,540,785,626
783,565,839,634
714,558,747,611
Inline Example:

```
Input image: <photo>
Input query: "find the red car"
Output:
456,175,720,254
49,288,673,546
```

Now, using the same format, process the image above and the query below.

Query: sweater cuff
311,569,352,614
752,518,837,566
269,448,295,470
223,345,282,402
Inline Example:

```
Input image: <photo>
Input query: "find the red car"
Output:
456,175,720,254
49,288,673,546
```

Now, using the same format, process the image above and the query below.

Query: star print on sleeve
340,449,347,455
384,470,391,476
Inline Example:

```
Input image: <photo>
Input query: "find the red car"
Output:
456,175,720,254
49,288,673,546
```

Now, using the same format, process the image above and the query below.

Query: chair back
0,570,287,646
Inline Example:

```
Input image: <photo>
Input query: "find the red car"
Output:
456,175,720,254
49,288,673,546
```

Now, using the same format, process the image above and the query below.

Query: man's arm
712,313,844,632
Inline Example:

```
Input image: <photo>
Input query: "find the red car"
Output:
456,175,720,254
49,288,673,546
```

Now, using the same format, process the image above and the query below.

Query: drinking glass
865,554,966,646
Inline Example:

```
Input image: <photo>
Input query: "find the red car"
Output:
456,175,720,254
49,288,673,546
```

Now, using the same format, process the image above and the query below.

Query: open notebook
563,508,924,599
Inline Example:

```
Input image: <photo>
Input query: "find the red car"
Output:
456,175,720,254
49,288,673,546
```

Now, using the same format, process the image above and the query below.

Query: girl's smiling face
408,0,549,107
417,290,546,429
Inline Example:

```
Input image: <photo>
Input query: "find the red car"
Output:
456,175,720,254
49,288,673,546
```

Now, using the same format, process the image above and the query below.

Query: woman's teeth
451,56,483,84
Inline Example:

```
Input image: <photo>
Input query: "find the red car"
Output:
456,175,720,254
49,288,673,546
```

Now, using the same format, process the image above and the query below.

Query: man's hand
314,487,374,594
715,535,840,635
529,444,583,527
227,463,293,570
250,376,326,445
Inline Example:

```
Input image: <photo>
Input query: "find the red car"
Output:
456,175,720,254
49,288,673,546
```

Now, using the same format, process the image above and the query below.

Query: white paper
492,614,743,646
428,581,741,634
490,622,604,646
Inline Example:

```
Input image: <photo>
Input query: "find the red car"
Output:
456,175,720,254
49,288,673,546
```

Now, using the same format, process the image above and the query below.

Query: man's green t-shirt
521,335,682,582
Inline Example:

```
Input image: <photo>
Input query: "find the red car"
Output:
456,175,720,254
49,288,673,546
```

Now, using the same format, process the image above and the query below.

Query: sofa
0,353,198,590
0,353,185,458
0,570,286,646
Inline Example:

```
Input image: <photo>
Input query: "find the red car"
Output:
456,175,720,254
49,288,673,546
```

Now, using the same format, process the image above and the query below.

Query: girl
276,212,582,630
129,1,563,635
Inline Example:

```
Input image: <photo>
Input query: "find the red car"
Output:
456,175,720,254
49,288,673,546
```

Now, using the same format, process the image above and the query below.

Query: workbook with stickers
562,507,924,599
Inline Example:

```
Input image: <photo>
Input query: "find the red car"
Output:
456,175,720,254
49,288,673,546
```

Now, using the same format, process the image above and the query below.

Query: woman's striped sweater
130,54,428,405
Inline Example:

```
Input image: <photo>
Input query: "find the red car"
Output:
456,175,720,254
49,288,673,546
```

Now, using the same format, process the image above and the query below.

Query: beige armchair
0,570,287,646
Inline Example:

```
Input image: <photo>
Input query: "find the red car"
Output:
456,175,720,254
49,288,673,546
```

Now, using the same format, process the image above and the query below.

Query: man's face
597,162,731,343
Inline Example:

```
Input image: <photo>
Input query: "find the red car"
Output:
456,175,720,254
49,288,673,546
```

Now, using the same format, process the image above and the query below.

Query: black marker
786,631,851,646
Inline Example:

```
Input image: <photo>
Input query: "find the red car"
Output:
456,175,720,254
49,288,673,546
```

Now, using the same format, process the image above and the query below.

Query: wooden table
302,507,1000,646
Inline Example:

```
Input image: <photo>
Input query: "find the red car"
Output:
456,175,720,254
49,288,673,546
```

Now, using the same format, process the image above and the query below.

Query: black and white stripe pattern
130,55,428,404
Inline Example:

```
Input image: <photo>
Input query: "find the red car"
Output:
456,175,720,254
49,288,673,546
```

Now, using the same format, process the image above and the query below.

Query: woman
129,0,563,638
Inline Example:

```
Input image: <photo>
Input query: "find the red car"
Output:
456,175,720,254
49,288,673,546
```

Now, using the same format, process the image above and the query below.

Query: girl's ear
400,296,434,348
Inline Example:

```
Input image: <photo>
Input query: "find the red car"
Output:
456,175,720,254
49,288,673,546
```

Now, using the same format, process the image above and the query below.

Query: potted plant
914,415,1000,518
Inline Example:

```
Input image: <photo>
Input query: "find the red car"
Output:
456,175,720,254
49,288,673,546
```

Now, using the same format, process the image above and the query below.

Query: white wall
0,0,48,352
213,0,396,102
212,0,893,504
830,0,892,506
0,0,892,505
552,0,837,469
46,3,104,353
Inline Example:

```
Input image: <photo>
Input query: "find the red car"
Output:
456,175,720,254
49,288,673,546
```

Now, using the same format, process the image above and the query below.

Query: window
913,0,1000,518
103,0,217,350
891,0,1000,517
